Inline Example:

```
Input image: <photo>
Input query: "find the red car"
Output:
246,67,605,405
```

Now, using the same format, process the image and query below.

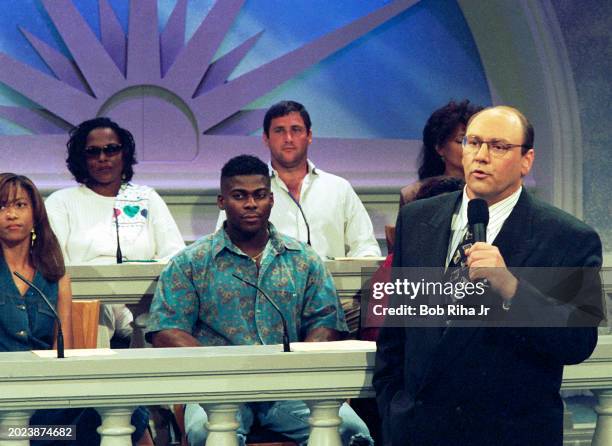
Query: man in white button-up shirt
218,100,381,259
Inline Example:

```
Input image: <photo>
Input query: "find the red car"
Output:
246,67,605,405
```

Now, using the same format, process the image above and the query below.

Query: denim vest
0,257,59,352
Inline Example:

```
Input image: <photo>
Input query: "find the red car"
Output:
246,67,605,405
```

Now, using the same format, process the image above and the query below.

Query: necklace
250,229,269,262
251,249,265,262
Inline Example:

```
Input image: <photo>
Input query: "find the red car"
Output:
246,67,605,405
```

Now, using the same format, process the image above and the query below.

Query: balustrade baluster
202,403,240,446
0,411,34,446
592,389,612,446
96,407,136,446
306,400,342,446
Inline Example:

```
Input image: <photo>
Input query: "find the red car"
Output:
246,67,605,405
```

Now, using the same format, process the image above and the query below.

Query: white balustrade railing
5,260,609,445
0,341,376,446
1,337,611,445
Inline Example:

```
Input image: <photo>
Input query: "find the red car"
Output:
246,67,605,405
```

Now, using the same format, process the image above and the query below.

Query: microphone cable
14,271,65,358
232,273,291,352
285,190,311,246
113,208,123,264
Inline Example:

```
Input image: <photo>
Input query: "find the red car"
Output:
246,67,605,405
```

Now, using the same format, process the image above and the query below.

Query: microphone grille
467,198,489,225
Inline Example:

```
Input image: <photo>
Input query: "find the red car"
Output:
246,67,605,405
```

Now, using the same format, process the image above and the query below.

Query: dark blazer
374,189,603,446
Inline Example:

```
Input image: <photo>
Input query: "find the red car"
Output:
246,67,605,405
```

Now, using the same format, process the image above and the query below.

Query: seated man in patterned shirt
146,155,373,446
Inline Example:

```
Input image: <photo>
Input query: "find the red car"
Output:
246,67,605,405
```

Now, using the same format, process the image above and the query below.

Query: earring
31,228,36,248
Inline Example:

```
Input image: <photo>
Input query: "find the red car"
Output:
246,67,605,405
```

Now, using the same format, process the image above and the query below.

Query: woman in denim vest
0,173,72,352
0,173,151,446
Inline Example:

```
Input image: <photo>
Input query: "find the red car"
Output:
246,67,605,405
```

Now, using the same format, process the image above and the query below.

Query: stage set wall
0,0,609,259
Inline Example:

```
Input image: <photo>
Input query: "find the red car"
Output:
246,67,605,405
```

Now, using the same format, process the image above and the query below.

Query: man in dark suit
373,106,603,446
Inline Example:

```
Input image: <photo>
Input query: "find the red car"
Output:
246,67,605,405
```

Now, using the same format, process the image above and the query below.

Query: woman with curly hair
399,100,483,207
46,117,184,265
45,117,184,345
44,118,182,445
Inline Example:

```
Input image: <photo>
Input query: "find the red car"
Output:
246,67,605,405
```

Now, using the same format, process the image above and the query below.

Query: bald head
467,106,534,153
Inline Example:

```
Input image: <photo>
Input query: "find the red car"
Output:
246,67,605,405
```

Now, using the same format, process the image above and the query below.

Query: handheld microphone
286,191,311,246
467,199,489,243
467,199,490,290
113,208,123,264
13,271,65,358
232,273,291,352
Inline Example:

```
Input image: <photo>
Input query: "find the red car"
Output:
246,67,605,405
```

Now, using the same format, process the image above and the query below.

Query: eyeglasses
84,144,123,158
462,136,528,158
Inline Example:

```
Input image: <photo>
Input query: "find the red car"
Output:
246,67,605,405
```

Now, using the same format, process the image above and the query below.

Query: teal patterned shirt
147,224,347,346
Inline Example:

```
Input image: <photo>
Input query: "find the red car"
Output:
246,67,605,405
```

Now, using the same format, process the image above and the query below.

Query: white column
202,403,240,446
306,400,342,446
592,390,612,446
96,407,135,446
0,410,34,446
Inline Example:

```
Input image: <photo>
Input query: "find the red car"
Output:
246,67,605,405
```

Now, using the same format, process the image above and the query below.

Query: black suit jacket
373,190,603,446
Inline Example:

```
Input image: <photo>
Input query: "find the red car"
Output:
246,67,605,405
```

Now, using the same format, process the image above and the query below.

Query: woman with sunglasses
45,117,183,444
46,117,184,344
46,117,184,266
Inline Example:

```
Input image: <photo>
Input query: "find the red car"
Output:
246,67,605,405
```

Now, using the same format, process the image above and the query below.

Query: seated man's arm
146,254,202,347
343,185,381,257
152,328,201,347
304,326,342,342
300,248,349,340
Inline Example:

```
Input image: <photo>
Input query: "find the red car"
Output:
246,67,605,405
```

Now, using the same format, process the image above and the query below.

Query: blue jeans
185,400,373,446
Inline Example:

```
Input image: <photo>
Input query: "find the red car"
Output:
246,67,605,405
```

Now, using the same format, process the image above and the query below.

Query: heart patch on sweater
123,205,140,218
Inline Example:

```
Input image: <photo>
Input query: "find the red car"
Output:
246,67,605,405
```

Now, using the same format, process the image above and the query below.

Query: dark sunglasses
84,144,123,158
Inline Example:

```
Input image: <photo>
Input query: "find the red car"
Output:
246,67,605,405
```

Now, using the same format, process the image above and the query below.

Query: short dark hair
467,106,534,154
418,100,483,180
66,117,137,184
263,100,312,137
521,119,535,152
220,155,270,189
0,173,65,282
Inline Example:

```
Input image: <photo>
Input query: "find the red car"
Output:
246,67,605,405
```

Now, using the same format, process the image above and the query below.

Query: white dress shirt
446,186,523,266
